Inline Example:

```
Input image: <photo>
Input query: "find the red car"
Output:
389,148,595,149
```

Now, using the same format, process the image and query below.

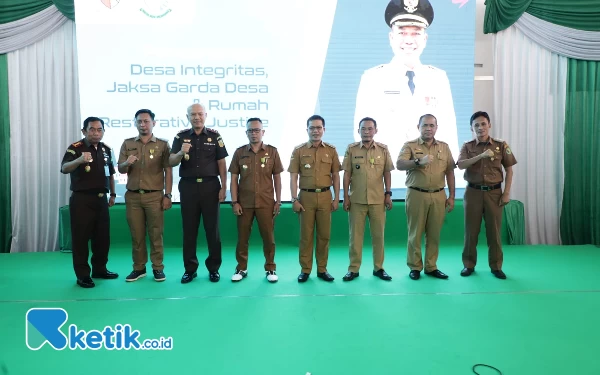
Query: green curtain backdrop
52,0,75,21
561,59,600,246
0,54,11,253
0,0,74,23
0,0,52,24
484,0,600,33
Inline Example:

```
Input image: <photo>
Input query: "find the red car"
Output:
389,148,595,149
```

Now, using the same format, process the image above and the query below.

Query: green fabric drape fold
0,0,53,24
0,54,12,253
484,0,600,34
52,0,75,21
560,59,600,246
503,200,526,245
0,0,74,24
484,0,532,34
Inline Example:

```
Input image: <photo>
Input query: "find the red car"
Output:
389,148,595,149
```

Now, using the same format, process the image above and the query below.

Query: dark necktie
406,70,415,95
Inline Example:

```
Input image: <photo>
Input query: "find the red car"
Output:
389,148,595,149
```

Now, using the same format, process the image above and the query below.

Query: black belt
468,183,502,191
128,189,161,194
74,191,107,198
409,187,444,193
300,187,331,193
181,176,219,183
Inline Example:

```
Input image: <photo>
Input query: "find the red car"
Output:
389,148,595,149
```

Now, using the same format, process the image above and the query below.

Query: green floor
2,244,600,375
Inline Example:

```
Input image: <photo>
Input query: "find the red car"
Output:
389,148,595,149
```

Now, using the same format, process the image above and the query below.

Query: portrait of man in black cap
353,0,459,164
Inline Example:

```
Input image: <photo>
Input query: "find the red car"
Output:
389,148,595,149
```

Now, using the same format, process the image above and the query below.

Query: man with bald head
170,103,229,283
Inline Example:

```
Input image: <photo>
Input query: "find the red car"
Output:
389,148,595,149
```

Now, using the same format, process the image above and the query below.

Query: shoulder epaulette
175,128,189,139
436,140,448,145
157,137,169,143
464,139,476,144
265,144,277,150
375,142,388,149
492,137,504,143
102,142,111,149
71,141,82,148
347,142,360,148
323,142,336,149
294,143,306,150
207,128,219,134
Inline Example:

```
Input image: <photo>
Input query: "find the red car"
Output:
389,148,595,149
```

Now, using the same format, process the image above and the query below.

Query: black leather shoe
409,270,420,280
209,272,220,282
77,277,95,288
491,270,507,279
373,269,392,281
425,269,449,279
181,272,197,284
298,273,309,283
460,267,475,277
317,272,335,282
153,270,166,282
91,270,119,279
343,272,359,281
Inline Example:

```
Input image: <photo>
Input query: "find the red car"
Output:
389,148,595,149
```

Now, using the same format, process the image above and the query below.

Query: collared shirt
342,141,394,205
171,127,228,178
287,141,341,189
61,138,116,193
118,135,171,191
398,137,456,190
353,58,459,162
229,143,284,209
457,137,517,185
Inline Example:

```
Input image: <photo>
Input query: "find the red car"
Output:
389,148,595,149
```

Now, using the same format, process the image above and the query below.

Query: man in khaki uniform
288,115,341,283
342,117,394,282
118,109,173,282
229,118,284,283
457,111,517,279
397,114,455,280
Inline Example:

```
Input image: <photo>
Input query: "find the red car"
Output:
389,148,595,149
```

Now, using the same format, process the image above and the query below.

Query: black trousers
179,178,222,273
69,192,110,278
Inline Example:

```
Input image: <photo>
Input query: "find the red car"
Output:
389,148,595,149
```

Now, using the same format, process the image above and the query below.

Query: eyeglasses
246,129,262,134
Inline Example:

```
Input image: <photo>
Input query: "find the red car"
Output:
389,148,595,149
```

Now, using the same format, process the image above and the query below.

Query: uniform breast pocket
201,143,216,154
262,159,274,174
373,158,384,172
150,150,162,162
320,156,332,175
354,157,366,172
300,155,315,176
238,159,251,175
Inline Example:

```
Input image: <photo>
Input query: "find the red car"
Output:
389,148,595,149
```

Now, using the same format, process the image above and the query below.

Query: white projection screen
74,0,476,202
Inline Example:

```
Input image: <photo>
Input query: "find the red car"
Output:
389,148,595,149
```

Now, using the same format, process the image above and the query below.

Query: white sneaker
231,269,247,282
266,271,278,283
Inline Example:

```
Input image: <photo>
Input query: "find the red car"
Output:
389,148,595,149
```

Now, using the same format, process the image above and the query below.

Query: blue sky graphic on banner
73,0,475,202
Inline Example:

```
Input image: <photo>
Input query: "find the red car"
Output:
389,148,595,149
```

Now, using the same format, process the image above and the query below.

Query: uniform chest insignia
207,138,212,142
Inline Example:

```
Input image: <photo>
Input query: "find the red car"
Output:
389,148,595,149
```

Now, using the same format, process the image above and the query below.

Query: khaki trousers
405,188,446,273
125,191,164,271
462,187,503,271
235,205,276,271
348,203,385,272
298,190,332,274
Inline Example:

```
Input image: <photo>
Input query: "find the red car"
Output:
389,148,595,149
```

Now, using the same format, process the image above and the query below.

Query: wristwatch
414,158,420,166
291,197,299,203
164,193,172,199
384,191,392,196
231,201,238,206
110,193,117,198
